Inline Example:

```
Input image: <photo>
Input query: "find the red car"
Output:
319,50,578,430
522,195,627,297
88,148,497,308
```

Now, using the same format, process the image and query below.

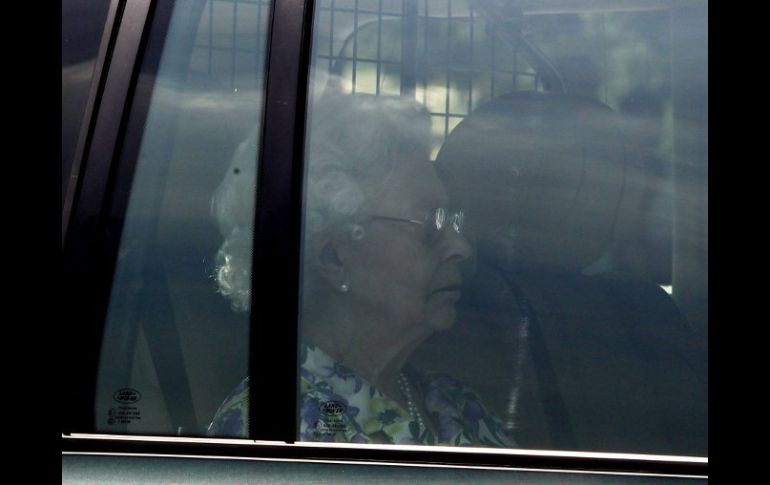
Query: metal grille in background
190,1,670,158
192,0,271,92
315,0,541,159
188,0,543,158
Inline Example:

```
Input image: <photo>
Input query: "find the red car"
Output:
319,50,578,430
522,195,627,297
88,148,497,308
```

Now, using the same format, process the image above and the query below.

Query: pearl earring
340,282,349,293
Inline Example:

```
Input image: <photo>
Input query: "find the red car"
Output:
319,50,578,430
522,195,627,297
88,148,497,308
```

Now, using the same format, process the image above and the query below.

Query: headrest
437,92,642,272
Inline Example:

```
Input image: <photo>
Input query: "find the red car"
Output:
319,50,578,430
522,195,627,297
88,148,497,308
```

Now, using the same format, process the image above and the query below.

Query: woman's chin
423,290,462,331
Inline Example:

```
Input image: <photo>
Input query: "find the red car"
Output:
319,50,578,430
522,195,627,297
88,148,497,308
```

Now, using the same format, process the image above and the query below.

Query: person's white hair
211,94,432,312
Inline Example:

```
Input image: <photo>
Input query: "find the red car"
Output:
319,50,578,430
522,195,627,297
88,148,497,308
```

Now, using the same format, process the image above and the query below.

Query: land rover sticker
107,389,143,426
113,388,142,404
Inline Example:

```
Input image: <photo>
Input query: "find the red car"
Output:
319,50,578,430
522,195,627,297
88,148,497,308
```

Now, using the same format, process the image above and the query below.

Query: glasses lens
451,210,463,233
424,208,463,244
433,208,446,231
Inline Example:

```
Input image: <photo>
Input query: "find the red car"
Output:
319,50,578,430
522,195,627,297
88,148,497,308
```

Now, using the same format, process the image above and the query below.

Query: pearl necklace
397,371,425,430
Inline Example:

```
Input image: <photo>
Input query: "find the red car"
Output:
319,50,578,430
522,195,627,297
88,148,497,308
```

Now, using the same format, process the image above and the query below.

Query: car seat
410,91,707,455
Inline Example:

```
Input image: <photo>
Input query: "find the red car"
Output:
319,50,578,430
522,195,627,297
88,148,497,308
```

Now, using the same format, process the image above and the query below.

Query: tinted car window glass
62,0,112,204
95,0,272,437
286,0,707,454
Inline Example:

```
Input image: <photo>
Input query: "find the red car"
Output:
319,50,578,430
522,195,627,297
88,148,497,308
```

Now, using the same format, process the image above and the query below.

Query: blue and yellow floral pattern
208,343,515,447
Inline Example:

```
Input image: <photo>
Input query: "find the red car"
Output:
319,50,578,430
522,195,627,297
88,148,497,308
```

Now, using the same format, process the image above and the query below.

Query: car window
86,0,707,460
285,0,707,454
94,0,272,436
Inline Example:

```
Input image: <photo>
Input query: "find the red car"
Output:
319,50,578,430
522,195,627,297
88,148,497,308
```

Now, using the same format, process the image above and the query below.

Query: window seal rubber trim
62,0,125,247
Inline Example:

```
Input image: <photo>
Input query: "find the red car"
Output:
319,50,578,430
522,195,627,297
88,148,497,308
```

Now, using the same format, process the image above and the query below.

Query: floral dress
208,342,516,447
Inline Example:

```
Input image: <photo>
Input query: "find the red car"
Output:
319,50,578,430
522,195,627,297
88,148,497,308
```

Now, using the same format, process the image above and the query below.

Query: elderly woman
207,94,514,447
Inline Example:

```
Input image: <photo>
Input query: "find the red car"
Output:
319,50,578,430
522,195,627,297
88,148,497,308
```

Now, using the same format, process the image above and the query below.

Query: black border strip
62,0,165,434
248,0,316,442
61,436,708,478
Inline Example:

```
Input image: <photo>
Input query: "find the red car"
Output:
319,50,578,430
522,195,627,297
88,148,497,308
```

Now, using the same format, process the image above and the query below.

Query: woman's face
339,156,472,333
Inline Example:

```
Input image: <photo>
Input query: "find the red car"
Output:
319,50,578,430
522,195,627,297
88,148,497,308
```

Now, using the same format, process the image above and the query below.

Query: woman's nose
439,228,472,263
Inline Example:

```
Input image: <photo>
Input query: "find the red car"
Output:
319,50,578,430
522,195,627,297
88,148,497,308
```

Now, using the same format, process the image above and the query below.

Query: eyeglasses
368,208,464,244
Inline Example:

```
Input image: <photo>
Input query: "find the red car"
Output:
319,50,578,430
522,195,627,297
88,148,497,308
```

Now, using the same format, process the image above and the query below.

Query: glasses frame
368,208,464,243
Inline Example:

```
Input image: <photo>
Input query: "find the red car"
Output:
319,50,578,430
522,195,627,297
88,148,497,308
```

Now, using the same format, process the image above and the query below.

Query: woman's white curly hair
211,93,432,312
